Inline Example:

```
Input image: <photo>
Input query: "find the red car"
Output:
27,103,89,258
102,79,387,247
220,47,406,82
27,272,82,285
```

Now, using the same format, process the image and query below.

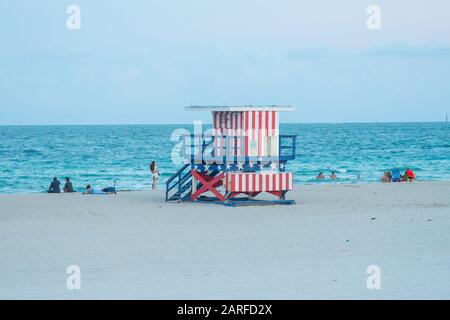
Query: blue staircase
165,135,216,202
165,163,193,202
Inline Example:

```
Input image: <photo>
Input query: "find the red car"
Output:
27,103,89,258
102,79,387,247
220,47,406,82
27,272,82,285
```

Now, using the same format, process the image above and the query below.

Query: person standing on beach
48,177,61,193
150,161,160,190
63,177,74,193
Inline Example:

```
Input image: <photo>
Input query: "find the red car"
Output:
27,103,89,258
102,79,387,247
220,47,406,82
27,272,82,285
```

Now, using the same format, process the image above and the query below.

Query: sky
0,0,449,125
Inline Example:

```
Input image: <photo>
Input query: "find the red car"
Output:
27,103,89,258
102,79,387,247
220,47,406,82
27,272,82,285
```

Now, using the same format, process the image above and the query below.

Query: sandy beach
1,181,449,299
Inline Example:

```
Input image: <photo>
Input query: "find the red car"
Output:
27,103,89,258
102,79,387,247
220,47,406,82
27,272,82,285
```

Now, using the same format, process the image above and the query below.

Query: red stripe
258,111,262,129
231,112,234,129
279,173,283,190
272,174,276,191
238,174,242,192
272,111,275,136
252,111,256,140
265,111,269,136
245,174,249,192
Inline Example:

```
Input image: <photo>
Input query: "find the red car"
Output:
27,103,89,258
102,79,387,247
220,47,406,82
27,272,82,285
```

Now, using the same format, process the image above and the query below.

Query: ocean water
0,123,449,193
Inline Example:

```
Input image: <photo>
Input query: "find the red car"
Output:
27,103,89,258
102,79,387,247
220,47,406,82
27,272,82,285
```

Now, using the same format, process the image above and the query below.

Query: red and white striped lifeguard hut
165,105,297,206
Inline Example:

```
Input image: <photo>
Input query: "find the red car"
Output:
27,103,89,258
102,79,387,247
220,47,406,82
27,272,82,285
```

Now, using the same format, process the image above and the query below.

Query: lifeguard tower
165,106,297,206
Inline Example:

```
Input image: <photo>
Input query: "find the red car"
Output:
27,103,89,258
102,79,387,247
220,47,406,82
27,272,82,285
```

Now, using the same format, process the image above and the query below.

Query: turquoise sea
0,123,449,193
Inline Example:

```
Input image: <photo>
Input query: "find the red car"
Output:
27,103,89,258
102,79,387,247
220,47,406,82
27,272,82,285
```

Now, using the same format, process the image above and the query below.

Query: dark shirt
64,181,74,192
49,180,61,193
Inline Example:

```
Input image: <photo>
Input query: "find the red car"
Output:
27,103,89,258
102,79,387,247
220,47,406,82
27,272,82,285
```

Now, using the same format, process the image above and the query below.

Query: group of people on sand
48,177,74,193
48,177,116,194
316,172,338,180
381,167,416,183
314,168,416,183
47,162,160,194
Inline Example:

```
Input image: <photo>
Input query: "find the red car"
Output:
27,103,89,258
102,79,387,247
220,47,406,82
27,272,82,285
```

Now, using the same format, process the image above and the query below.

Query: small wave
22,148,43,155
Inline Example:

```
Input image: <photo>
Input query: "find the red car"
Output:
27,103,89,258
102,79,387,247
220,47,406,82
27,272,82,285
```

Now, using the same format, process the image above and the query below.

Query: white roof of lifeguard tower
185,105,295,112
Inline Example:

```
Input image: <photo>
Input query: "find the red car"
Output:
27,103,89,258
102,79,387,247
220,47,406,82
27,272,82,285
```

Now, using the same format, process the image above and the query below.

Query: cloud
361,45,450,59
286,48,334,60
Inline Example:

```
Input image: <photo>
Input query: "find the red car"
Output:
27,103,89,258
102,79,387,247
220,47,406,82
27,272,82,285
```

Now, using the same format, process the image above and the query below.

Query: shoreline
0,179,448,196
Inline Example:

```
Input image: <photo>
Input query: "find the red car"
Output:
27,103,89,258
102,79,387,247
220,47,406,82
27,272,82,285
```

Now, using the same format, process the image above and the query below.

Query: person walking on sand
48,177,61,193
330,172,337,180
150,161,160,190
63,177,74,193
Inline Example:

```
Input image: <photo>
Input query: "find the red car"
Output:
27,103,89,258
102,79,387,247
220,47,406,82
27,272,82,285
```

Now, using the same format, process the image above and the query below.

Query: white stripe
274,112,279,136
214,111,219,129
236,112,240,156
248,173,253,192
262,111,266,133
255,173,260,191
261,173,266,190
215,112,220,157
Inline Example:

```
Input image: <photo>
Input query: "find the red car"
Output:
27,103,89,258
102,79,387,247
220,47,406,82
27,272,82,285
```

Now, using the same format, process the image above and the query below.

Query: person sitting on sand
48,177,61,193
84,184,94,194
316,172,325,180
150,161,160,190
330,172,337,180
63,177,74,193
381,171,392,183
404,168,415,182
83,184,114,195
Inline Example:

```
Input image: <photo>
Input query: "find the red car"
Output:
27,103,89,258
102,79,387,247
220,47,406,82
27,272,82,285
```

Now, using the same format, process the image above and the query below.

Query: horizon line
0,120,448,127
